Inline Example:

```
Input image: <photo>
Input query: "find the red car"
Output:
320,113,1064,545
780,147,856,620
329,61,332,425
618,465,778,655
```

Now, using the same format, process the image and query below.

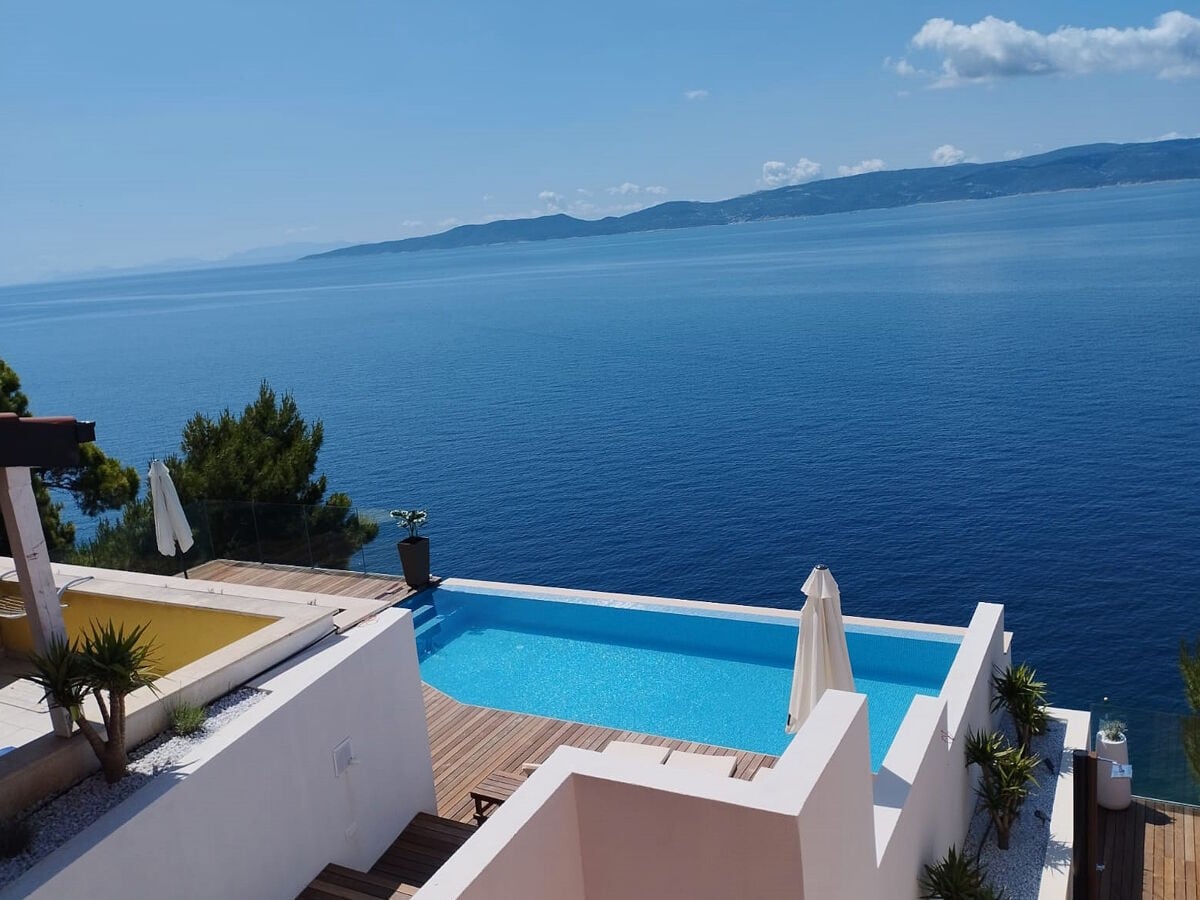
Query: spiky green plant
965,728,1040,851
168,700,207,736
990,664,1049,753
22,620,159,784
964,728,1010,771
1098,719,1126,742
20,634,89,720
919,845,1007,899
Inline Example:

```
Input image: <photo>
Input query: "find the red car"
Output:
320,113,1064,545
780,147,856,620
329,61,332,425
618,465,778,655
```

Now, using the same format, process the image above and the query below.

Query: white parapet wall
873,601,1009,897
418,601,1022,900
419,690,873,900
4,607,436,900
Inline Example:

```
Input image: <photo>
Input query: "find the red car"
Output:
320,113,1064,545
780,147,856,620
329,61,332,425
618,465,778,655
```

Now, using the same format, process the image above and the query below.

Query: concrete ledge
440,576,972,637
1038,706,1091,900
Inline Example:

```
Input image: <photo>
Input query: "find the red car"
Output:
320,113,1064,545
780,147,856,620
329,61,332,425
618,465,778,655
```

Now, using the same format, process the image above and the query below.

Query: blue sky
1,1,1196,284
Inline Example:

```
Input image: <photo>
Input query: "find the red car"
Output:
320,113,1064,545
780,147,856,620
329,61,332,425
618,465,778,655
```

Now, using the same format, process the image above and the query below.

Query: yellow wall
0,587,274,676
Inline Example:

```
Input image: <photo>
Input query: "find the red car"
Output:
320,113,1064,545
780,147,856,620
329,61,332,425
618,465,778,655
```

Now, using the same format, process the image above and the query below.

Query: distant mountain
36,240,354,285
306,139,1200,261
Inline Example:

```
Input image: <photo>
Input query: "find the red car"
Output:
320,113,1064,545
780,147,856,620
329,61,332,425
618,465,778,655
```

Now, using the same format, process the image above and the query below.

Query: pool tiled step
413,614,446,643
410,604,436,627
413,608,463,659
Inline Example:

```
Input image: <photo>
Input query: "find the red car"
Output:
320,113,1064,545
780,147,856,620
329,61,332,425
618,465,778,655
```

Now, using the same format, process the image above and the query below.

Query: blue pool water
414,585,960,769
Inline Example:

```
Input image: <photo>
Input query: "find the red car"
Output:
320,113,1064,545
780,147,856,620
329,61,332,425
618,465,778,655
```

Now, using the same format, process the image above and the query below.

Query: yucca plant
990,663,1048,753
964,727,1040,850
22,620,159,784
919,845,1007,899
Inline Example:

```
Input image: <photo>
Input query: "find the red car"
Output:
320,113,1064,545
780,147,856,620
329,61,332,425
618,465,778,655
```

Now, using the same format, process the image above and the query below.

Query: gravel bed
0,688,263,888
965,717,1068,900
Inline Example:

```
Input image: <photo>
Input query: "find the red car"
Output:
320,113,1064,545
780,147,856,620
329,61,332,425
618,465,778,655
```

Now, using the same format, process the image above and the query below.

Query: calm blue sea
2,182,1197,714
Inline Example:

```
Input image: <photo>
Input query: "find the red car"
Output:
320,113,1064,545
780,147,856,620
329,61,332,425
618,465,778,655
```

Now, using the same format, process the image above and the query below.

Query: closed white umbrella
148,459,194,576
786,564,855,734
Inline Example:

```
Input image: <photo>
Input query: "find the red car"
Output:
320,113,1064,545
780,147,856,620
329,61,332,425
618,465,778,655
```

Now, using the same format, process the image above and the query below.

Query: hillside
306,139,1200,260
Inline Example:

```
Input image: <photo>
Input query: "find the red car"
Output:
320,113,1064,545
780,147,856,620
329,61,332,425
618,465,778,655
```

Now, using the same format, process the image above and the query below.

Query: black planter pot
397,536,430,587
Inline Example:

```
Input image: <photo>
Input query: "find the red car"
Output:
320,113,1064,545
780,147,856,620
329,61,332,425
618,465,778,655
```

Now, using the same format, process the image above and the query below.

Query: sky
1,1,1197,284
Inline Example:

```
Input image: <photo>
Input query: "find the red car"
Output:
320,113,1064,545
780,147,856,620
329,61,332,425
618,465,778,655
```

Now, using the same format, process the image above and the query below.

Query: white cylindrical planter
1096,733,1131,811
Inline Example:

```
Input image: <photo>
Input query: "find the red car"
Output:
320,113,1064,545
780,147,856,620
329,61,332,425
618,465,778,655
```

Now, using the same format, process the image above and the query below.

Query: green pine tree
0,357,139,556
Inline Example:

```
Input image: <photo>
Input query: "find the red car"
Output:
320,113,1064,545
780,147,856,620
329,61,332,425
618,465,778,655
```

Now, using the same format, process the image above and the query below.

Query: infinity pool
411,584,961,770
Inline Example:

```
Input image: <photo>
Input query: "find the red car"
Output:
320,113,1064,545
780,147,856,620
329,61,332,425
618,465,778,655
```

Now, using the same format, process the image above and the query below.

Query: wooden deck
190,558,418,602
1099,798,1200,899
422,683,777,823
300,812,477,899
189,559,433,630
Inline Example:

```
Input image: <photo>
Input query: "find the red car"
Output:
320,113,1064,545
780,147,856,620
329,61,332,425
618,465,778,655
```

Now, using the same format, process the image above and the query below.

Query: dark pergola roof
0,413,96,468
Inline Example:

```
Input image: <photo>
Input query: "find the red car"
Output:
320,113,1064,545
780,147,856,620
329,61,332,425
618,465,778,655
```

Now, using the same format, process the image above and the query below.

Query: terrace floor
422,683,777,821
1099,797,1200,899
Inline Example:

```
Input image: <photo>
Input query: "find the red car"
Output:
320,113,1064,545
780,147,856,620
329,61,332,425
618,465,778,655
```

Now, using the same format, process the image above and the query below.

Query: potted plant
391,508,430,587
1096,717,1131,811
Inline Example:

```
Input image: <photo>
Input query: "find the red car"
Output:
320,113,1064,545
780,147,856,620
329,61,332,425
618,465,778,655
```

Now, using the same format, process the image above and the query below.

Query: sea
1,181,1197,716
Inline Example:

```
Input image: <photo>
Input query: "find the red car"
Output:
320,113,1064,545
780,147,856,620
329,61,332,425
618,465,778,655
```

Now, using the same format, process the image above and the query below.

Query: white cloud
837,159,886,177
576,188,593,196
684,89,709,101
644,185,668,195
438,217,462,229
1003,149,1024,160
482,194,493,202
400,219,423,228
538,190,567,211
931,144,966,166
896,11,1200,87
607,182,641,196
759,158,823,187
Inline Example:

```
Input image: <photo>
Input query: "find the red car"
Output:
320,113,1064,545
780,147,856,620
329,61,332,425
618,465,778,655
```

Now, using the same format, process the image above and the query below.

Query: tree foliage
169,382,328,507
73,382,377,570
1180,639,1200,785
0,358,139,556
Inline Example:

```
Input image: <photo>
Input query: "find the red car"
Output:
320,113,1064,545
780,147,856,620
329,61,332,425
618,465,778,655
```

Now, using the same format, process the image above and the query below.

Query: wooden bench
469,770,525,824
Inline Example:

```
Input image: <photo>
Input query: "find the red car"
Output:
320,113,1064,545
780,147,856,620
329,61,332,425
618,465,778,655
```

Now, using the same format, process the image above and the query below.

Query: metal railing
58,499,395,577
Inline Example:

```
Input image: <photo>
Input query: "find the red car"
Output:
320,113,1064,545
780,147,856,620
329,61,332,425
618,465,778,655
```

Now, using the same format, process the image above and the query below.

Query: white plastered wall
4,607,436,900
872,602,1008,898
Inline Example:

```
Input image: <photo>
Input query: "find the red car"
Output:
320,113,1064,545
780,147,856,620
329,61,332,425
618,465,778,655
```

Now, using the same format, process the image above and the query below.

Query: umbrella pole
175,540,189,579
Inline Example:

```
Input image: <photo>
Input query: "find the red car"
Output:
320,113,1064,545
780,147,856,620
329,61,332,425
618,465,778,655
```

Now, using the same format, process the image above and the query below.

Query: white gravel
0,688,263,889
965,716,1068,900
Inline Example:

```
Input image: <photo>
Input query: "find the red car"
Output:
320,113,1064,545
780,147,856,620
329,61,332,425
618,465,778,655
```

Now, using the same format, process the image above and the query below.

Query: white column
0,466,73,736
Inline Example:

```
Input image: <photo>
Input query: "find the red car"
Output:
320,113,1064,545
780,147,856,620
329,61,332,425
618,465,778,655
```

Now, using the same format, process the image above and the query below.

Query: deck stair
299,812,477,899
